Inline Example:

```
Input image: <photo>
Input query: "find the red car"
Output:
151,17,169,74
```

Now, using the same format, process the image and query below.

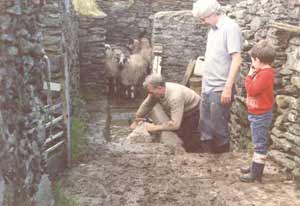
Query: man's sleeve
160,94,184,131
226,23,242,54
136,95,157,118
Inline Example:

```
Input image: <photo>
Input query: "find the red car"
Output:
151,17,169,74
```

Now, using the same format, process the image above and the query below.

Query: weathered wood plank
181,59,196,86
269,21,300,34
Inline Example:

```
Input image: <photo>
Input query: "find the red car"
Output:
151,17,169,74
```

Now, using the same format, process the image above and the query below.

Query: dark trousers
176,109,202,153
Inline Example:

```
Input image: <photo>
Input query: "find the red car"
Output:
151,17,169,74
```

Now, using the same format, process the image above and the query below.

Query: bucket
189,76,202,94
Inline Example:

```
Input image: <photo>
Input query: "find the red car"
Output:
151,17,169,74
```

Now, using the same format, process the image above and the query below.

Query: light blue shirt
202,15,242,93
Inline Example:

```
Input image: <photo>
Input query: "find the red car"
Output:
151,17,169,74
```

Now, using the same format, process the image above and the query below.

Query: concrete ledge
150,104,184,148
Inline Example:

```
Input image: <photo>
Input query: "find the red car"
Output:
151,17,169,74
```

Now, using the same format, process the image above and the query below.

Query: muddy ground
60,89,300,206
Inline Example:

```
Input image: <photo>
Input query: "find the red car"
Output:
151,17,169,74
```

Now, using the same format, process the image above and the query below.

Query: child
240,40,276,183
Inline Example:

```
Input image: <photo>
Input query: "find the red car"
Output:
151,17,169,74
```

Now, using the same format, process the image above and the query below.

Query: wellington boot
240,166,251,174
239,162,264,183
239,173,257,183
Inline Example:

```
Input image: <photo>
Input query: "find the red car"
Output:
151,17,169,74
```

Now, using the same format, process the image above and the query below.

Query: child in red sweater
240,40,275,183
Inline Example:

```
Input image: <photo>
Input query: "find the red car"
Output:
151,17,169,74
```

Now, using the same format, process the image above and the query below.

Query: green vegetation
53,181,79,206
70,116,87,161
72,0,106,16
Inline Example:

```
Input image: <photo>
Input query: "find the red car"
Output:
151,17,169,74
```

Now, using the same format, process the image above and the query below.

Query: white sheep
120,35,152,99
104,44,125,95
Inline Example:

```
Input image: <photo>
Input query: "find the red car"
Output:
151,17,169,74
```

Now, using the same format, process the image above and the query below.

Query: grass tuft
70,117,87,161
53,181,79,206
72,0,107,17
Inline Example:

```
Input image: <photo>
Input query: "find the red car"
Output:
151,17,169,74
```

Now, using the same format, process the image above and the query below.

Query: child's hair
249,40,275,65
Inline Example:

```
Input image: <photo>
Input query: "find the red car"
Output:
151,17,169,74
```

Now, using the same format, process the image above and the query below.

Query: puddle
108,96,144,142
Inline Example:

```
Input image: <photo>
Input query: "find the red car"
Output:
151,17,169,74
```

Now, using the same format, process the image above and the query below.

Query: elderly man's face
147,84,164,98
200,13,217,26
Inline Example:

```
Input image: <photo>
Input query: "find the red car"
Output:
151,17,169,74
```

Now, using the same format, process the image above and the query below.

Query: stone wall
97,0,236,46
78,14,107,92
98,0,194,47
0,0,80,204
41,0,80,109
229,0,300,179
152,10,208,82
88,0,235,86
0,1,53,205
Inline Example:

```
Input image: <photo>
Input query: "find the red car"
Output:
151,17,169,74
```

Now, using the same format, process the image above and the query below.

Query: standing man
192,0,242,153
130,74,201,152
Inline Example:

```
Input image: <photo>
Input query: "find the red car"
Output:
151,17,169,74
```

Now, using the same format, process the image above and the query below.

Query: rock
291,77,300,89
271,126,285,137
291,98,300,110
283,132,300,147
283,45,300,72
275,95,295,109
269,150,297,170
288,124,300,136
33,175,55,206
250,17,263,31
271,135,292,152
7,46,19,56
292,168,300,179
287,110,299,123
0,175,5,206
6,5,22,15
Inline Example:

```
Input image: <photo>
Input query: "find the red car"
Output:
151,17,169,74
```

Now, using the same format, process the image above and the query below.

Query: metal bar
45,115,63,128
45,140,65,155
44,103,63,113
63,33,72,167
44,131,64,145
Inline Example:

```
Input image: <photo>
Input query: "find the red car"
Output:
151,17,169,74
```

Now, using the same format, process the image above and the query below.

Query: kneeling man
130,74,201,152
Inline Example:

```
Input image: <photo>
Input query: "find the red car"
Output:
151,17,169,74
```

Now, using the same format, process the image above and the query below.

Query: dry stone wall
0,1,53,205
78,15,107,92
0,0,79,205
98,0,194,47
229,0,300,180
41,0,80,108
79,0,236,94
97,0,236,46
152,10,208,82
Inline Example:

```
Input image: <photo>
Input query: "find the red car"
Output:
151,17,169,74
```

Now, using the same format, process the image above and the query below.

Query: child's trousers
248,111,273,155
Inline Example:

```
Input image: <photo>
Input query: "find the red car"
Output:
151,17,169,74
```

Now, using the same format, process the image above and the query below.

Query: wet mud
61,89,300,206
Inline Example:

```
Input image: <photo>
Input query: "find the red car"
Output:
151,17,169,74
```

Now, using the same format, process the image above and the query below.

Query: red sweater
245,68,275,115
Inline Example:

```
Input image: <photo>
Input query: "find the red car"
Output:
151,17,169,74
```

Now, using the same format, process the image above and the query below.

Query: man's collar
214,15,225,30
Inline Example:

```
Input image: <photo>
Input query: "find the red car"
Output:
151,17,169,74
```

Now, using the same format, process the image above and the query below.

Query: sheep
104,44,125,95
120,51,148,99
120,35,152,99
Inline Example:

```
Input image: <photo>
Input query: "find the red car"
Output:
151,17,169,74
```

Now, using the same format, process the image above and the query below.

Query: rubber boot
240,166,251,174
239,162,265,183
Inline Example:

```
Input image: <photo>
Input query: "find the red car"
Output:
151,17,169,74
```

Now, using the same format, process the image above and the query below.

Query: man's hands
221,86,232,105
129,117,145,130
145,123,159,132
129,118,160,133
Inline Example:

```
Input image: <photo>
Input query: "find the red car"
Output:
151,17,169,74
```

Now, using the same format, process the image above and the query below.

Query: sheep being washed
120,35,152,99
